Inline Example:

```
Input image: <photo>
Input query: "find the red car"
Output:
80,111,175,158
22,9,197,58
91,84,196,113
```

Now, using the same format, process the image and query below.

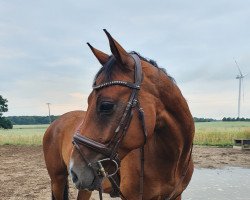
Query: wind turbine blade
234,60,243,76
243,73,248,77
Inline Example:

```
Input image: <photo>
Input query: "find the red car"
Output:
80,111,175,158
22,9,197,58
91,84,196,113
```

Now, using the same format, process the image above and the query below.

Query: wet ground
0,145,249,199
183,167,250,200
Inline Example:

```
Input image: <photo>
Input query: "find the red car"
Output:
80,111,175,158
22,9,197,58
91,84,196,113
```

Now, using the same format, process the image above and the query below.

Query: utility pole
46,103,51,124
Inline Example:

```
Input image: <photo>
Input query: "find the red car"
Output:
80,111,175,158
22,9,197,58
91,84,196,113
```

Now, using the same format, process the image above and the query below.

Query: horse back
43,111,85,177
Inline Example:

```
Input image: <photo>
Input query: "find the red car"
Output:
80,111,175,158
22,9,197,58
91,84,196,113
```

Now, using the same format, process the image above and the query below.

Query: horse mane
93,51,175,83
130,51,175,83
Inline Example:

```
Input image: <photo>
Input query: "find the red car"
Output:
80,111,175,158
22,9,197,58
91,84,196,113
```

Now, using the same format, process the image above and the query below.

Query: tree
0,95,8,116
0,117,13,129
0,95,13,129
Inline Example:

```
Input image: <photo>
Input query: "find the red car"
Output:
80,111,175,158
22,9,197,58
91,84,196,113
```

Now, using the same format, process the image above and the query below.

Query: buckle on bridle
132,99,139,107
97,158,119,178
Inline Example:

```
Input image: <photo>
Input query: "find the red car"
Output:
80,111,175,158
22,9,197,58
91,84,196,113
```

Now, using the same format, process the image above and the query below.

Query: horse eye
99,102,115,114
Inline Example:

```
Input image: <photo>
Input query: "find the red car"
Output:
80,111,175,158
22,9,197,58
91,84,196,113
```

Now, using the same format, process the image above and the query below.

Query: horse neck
156,71,194,143
147,69,194,172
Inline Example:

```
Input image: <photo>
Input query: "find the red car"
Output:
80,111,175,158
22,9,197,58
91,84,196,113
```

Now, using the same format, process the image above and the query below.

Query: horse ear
103,29,134,68
87,43,109,66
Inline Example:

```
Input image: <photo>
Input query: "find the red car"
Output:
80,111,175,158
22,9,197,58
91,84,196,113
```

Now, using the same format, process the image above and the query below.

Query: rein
72,54,147,200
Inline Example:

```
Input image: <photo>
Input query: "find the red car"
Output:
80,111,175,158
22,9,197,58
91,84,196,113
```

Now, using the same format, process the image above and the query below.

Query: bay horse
43,111,92,199
43,31,194,200
68,30,194,199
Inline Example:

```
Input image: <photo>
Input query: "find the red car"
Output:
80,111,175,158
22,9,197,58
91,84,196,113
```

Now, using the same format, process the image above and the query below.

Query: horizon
5,115,250,120
1,1,249,119
5,115,250,121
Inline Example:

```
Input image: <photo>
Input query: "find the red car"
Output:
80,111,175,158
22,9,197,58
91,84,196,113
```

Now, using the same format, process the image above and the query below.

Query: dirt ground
0,145,250,200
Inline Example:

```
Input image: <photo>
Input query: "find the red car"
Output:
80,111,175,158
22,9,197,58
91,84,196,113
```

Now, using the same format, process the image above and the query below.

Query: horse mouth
75,175,103,191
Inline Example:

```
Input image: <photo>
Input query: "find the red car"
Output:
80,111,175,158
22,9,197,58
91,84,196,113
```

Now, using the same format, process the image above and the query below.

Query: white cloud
0,47,28,60
46,57,82,68
1,0,250,118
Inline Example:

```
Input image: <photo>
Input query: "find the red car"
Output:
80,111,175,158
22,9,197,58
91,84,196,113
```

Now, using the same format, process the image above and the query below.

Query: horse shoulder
43,110,85,173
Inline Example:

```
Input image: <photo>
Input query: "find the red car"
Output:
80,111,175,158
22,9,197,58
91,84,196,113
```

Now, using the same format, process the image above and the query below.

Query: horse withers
68,30,194,199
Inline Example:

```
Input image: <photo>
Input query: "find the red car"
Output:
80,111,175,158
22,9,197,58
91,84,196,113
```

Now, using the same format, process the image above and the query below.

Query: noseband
72,54,147,199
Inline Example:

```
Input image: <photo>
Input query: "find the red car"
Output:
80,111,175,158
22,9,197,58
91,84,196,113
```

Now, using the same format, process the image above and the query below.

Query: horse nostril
70,170,78,183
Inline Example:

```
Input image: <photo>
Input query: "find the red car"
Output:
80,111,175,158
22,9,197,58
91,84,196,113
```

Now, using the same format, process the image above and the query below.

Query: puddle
183,167,250,200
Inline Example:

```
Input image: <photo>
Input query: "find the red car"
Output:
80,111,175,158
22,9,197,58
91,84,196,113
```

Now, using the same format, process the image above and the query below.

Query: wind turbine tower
235,60,247,118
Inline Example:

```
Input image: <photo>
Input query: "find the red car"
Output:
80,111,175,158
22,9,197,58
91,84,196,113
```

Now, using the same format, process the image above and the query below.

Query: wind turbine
234,60,247,118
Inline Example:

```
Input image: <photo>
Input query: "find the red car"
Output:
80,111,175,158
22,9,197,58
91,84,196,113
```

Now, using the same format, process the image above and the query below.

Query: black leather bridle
72,53,147,200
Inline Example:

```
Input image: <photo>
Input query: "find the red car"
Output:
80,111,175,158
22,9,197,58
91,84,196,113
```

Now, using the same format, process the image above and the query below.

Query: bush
0,117,13,129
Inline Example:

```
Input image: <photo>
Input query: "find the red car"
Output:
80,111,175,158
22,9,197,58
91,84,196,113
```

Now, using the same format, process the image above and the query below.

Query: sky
0,0,249,119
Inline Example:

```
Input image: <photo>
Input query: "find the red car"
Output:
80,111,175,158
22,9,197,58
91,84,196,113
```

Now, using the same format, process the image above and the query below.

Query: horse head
69,30,159,190
69,30,194,196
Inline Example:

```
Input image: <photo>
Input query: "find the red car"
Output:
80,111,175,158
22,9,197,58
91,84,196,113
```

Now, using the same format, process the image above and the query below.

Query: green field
0,122,250,146
195,121,250,146
0,124,49,145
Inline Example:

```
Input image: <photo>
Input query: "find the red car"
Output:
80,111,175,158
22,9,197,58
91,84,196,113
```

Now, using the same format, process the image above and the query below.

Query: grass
194,121,250,147
0,122,250,146
0,124,49,145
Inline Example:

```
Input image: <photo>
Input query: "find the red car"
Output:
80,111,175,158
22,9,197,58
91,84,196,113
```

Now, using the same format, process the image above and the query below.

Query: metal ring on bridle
96,158,119,178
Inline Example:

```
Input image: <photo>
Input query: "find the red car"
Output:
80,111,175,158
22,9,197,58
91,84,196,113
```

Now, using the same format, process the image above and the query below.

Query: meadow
0,124,49,145
195,121,250,146
0,122,250,146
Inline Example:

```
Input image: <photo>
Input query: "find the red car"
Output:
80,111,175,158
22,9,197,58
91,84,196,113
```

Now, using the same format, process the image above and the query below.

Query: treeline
5,116,250,125
193,117,216,122
222,117,250,122
7,115,60,125
194,117,250,122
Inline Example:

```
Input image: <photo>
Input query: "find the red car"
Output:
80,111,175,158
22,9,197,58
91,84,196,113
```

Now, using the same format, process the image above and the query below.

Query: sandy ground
0,145,249,200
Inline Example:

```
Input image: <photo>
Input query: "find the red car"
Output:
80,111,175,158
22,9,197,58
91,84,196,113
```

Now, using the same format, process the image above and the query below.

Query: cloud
68,92,89,101
46,57,82,68
0,47,28,60
1,0,250,118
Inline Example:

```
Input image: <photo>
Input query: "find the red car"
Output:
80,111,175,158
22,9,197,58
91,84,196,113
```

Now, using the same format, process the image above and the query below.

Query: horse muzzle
69,153,119,191
69,159,101,190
